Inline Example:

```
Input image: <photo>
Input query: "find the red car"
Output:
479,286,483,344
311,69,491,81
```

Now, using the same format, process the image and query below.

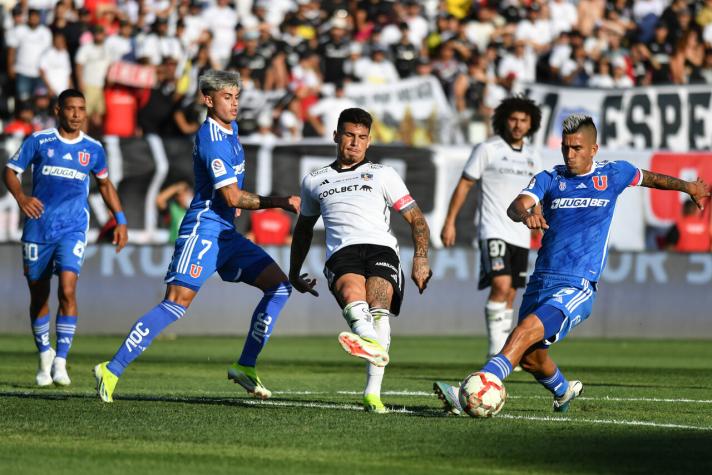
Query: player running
94,70,300,402
440,96,542,362
4,89,128,387
434,114,712,415
289,108,432,413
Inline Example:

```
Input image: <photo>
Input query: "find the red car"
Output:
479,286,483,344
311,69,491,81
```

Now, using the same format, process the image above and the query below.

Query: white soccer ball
458,371,507,418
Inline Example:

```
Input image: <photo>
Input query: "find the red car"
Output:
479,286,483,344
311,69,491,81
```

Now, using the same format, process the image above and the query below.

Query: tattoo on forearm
641,171,688,192
235,192,261,209
405,207,430,257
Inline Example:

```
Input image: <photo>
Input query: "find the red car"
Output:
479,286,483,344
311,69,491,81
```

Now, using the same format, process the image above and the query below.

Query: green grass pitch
1,334,711,474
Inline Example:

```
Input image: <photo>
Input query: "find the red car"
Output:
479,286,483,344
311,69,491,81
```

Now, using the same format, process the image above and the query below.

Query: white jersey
463,135,542,249
300,161,415,259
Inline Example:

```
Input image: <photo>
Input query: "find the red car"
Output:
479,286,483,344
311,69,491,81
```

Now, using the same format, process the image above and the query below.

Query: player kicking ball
4,89,128,387
94,70,299,402
434,114,712,415
289,108,432,413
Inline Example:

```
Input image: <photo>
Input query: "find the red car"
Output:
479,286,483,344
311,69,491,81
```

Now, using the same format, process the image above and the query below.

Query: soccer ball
458,371,506,418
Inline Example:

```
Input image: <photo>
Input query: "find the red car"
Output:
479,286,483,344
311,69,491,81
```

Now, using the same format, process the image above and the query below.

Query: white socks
342,301,378,340
364,308,391,397
485,301,513,357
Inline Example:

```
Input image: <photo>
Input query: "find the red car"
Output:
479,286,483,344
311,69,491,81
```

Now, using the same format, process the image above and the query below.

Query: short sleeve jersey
179,118,245,237
463,136,542,249
521,160,642,282
300,160,416,259
7,128,108,243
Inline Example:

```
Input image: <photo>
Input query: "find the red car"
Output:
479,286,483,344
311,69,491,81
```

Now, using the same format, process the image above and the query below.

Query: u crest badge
189,264,203,278
592,175,608,190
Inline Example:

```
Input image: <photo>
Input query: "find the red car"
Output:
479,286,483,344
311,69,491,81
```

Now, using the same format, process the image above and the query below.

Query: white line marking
498,414,712,431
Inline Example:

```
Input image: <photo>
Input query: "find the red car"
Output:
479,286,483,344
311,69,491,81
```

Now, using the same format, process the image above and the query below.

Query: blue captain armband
115,211,127,226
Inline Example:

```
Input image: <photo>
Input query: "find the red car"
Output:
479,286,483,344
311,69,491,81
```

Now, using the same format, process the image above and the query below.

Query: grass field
1,334,711,475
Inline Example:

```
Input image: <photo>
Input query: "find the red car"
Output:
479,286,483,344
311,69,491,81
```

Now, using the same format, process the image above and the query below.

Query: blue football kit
164,117,274,290
7,128,109,280
105,117,290,381
518,160,642,345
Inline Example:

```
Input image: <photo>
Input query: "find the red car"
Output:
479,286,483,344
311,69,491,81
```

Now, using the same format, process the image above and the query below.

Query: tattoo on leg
366,277,393,309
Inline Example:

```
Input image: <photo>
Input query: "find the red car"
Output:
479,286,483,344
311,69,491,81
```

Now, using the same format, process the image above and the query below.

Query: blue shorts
518,274,596,347
22,233,86,282
164,232,275,291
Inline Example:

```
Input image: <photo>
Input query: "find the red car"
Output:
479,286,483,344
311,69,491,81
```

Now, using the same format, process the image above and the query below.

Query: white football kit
300,161,416,259
463,135,542,249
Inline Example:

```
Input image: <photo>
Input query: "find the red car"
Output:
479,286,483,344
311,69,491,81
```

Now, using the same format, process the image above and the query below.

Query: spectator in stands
105,19,138,63
228,29,271,89
141,17,184,66
549,0,578,38
588,57,614,88
3,101,35,137
307,81,357,139
7,8,52,102
137,56,179,136
664,200,711,252
75,24,111,133
39,31,73,98
516,3,554,54
357,43,400,84
391,23,419,79
670,30,706,84
31,88,56,131
172,93,206,137
156,181,193,243
318,15,352,84
202,0,239,67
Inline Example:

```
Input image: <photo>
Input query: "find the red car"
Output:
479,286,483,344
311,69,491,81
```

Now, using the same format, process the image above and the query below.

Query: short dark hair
57,89,85,109
337,108,372,132
492,95,542,139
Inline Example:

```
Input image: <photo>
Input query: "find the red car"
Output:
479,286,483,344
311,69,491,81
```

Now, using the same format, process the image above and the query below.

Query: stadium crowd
1,0,712,140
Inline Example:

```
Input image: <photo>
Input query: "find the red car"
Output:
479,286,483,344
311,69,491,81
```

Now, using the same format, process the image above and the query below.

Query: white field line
242,398,712,431
274,390,712,404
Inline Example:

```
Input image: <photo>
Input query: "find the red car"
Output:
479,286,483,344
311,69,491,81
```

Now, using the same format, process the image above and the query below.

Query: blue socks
238,282,291,367
482,353,514,381
31,314,51,353
107,300,186,377
537,367,570,397
55,315,77,358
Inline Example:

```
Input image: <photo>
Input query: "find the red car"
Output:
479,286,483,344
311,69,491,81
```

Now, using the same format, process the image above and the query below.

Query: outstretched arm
440,176,476,247
402,205,432,294
507,194,549,230
96,177,128,252
640,170,712,210
289,214,320,296
217,183,300,213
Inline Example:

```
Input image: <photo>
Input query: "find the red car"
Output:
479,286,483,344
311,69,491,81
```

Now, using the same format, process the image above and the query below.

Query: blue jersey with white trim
7,128,108,243
179,118,245,237
521,160,641,282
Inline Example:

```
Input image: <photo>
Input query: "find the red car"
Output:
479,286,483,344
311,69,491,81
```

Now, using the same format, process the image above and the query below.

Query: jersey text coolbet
300,160,415,259
8,128,108,243
521,160,642,282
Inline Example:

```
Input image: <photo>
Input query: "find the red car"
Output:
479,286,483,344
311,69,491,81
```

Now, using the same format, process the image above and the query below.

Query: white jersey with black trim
462,135,542,249
300,160,416,259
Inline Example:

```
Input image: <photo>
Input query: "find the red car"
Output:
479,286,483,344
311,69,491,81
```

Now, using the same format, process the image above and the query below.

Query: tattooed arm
218,183,300,213
401,205,432,294
640,170,712,209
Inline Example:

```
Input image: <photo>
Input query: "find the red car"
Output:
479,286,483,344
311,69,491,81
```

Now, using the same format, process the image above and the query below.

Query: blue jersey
7,128,108,243
178,118,245,237
522,160,642,282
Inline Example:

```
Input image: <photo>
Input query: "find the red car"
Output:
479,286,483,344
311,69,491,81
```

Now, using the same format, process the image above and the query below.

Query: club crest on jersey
189,264,203,278
559,181,566,191
47,148,55,158
592,175,608,190
78,151,90,166
361,173,373,181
